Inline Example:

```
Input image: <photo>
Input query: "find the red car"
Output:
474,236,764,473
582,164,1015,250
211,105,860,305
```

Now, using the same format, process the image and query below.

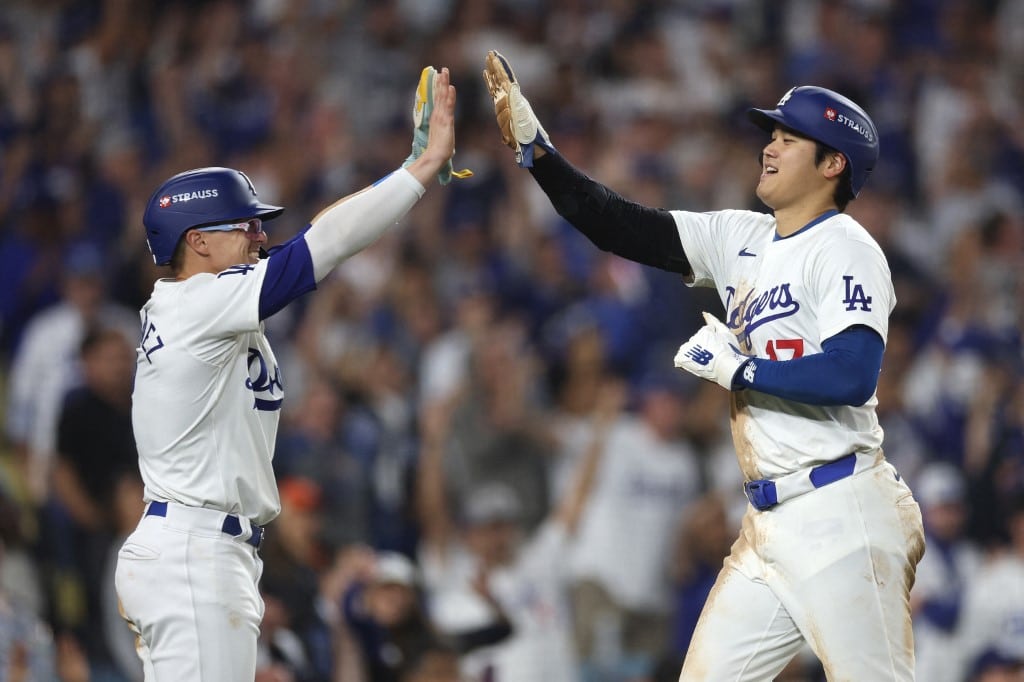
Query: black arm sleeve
528,152,691,275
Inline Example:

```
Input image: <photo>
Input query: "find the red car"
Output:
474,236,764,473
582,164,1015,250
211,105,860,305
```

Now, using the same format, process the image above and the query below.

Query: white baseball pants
679,459,925,681
114,502,265,681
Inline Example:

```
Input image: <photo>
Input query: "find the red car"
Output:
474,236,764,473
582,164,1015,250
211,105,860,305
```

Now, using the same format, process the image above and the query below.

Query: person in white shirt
955,496,1024,680
5,243,136,501
115,66,466,682
484,50,925,681
910,463,983,682
566,375,701,676
416,378,625,682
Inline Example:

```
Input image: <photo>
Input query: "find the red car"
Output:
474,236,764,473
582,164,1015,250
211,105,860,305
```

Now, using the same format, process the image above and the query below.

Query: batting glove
403,66,473,185
482,50,556,168
673,312,752,390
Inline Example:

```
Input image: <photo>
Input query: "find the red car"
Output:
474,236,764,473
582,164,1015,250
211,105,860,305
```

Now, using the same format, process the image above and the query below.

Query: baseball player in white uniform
115,66,466,682
483,51,926,680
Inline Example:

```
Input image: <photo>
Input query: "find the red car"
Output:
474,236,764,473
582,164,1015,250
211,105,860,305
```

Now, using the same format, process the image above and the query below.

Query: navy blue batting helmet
143,167,284,265
747,86,879,197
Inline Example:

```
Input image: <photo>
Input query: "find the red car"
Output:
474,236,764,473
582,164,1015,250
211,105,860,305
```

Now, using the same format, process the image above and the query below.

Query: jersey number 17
765,338,804,360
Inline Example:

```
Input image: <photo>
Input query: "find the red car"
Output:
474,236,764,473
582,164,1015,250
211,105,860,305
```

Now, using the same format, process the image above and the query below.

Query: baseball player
483,51,926,680
115,66,464,682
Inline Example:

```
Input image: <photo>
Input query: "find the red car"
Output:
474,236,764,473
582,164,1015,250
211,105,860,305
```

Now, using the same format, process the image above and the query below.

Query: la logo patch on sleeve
842,275,872,311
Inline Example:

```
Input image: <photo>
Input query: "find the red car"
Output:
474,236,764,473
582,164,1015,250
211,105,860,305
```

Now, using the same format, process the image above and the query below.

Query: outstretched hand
405,67,461,187
482,50,555,167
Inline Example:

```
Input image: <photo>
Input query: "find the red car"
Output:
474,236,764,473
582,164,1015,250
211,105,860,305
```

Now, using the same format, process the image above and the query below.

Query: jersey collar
773,209,839,241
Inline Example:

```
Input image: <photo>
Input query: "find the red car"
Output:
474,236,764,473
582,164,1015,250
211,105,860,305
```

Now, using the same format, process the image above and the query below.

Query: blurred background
0,0,1021,681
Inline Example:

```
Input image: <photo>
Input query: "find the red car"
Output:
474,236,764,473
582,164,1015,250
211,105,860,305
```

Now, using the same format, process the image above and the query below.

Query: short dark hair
814,142,856,211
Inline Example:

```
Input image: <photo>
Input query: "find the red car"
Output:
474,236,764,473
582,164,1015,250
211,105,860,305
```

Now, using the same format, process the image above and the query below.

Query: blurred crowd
0,0,1021,680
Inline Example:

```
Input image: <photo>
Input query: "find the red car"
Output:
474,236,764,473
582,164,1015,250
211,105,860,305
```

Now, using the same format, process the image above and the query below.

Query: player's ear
182,229,212,258
821,151,847,181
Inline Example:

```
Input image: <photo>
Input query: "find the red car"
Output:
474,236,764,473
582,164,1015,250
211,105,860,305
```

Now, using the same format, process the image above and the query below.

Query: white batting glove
482,50,556,168
673,312,751,390
403,66,473,185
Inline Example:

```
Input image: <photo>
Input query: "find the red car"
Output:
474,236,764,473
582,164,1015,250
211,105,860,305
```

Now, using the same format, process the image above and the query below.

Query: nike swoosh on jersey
738,247,757,257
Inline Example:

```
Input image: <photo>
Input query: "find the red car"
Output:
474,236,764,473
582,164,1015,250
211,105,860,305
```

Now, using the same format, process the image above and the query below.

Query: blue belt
145,500,264,549
743,453,858,511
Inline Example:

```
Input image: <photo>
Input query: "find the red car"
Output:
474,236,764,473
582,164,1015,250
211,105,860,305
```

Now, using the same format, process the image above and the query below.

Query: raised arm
414,396,460,556
553,378,627,534
482,50,690,275
257,67,463,320
529,152,691,274
302,67,460,282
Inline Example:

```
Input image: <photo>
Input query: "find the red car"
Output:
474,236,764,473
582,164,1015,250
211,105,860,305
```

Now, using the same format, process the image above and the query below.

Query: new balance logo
738,247,757,257
685,345,714,366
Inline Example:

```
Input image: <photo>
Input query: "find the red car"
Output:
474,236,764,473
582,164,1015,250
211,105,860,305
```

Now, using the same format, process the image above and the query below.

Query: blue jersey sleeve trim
254,397,283,411
735,325,884,406
258,229,317,320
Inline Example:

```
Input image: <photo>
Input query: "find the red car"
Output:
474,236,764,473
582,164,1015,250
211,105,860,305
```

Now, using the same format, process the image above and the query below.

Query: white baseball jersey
132,260,283,524
670,208,923,681
911,538,983,682
955,554,1024,676
568,416,701,612
421,523,578,682
672,209,895,480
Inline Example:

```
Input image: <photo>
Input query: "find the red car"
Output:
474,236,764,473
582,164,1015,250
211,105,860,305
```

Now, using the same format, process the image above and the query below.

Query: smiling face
755,126,822,210
178,218,268,277
755,125,847,217
200,227,266,270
